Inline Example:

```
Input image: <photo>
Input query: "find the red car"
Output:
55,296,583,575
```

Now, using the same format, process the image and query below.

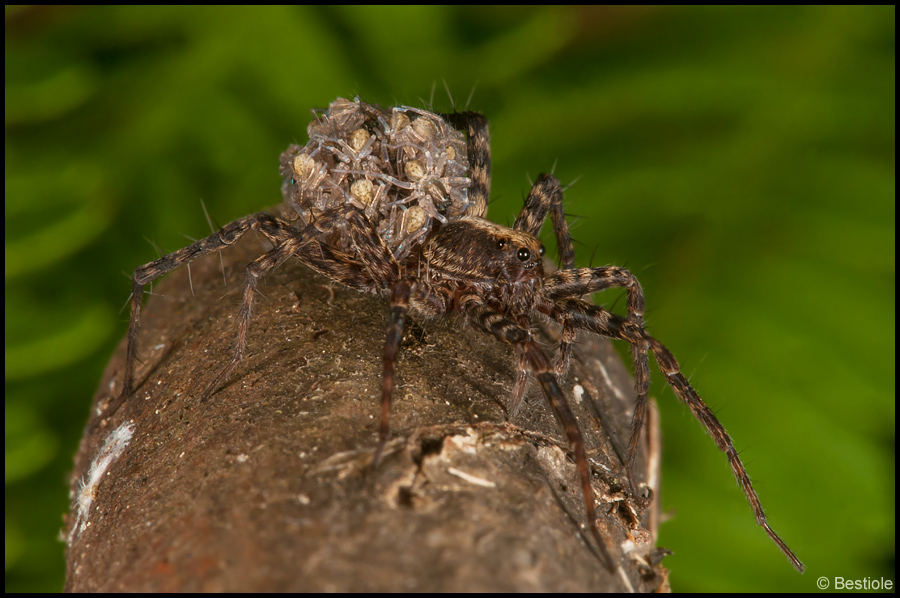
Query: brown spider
107,98,803,575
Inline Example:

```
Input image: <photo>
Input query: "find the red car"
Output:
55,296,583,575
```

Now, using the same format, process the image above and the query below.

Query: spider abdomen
278,98,474,260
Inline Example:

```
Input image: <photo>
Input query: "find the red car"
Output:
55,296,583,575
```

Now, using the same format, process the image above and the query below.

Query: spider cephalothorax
105,97,804,576
419,218,546,308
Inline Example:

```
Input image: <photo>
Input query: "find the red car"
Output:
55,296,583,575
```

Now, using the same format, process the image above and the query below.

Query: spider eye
516,247,531,262
497,239,507,251
539,244,545,257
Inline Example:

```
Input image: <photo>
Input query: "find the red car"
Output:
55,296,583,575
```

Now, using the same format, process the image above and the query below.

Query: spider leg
514,173,575,271
196,207,392,402
285,208,408,466
280,207,409,467
295,208,413,467
544,266,645,306
113,208,400,423
373,279,413,465
441,111,490,218
198,229,313,402
303,208,400,293
546,299,650,470
513,174,578,377
543,266,650,424
556,297,806,573
507,313,537,417
111,212,295,420
509,358,530,416
460,295,616,573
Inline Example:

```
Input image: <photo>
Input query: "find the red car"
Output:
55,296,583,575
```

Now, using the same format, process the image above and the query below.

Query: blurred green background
5,6,894,592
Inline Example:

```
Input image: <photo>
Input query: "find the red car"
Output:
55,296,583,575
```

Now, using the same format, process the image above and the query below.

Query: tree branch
66,233,668,592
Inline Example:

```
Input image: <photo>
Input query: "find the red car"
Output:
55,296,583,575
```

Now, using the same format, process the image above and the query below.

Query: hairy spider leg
203,208,402,403
509,174,583,400
198,225,316,403
507,312,537,418
373,278,413,466
504,175,650,425
441,111,491,219
514,173,576,271
542,266,649,465
111,212,294,420
555,296,806,573
115,208,403,421
459,294,616,573
503,174,578,411
441,110,549,420
275,207,408,469
301,208,400,293
297,210,408,468
446,112,550,419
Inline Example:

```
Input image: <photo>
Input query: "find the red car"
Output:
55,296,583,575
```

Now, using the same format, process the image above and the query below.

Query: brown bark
66,233,669,592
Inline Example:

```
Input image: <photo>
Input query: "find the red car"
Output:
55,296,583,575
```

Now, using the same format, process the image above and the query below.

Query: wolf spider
109,99,803,575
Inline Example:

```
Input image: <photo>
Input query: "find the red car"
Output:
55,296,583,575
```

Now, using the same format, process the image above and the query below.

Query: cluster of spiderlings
279,97,472,260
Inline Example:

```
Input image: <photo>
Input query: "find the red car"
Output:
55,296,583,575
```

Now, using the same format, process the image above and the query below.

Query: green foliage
5,6,893,591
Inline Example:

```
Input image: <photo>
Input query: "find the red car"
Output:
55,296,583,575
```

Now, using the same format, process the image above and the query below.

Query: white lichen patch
572,383,585,404
446,467,496,488
69,421,134,542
